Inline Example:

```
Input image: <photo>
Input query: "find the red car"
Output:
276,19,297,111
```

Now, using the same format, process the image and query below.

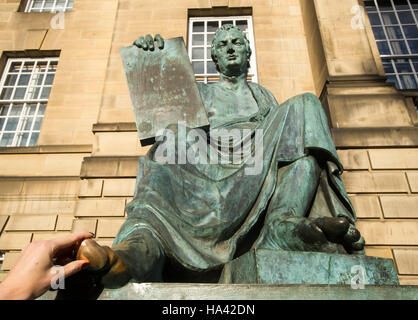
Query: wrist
0,277,33,300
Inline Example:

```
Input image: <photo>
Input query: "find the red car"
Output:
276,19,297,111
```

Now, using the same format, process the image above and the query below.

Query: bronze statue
77,25,365,288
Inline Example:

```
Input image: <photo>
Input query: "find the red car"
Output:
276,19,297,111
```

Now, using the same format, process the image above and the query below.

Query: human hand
0,232,92,300
133,34,164,51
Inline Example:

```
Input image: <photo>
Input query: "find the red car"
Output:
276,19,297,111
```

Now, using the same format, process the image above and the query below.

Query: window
188,16,258,83
365,0,418,89
25,0,74,12
0,57,58,147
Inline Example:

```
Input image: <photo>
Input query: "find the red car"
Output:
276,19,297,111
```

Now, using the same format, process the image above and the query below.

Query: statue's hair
211,24,252,72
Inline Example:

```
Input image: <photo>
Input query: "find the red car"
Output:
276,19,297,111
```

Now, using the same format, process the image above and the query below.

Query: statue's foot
310,217,365,254
75,239,131,289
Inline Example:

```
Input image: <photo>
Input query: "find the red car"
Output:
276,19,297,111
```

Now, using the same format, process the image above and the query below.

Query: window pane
403,25,418,38
400,74,418,89
377,41,391,54
207,33,214,45
5,118,18,131
29,132,39,146
386,75,399,87
10,104,23,116
17,74,30,86
207,61,217,74
0,133,14,146
27,87,41,100
398,11,415,24
379,0,394,11
0,118,5,131
0,106,8,116
382,60,394,74
19,133,29,147
13,88,26,100
38,104,46,115
35,61,48,73
192,34,204,46
411,0,418,9
390,40,408,54
192,22,204,32
22,62,34,73
5,74,17,86
221,20,233,25
386,26,402,39
408,40,418,53
192,47,204,59
381,12,398,25
33,117,43,131
24,117,34,131
368,13,382,25
48,61,58,72
0,88,13,100
236,20,248,32
395,60,412,72
372,27,386,40
192,61,204,74
393,0,409,10
40,87,51,99
207,21,219,32
28,104,37,115
9,62,21,73
56,0,66,10
364,0,376,11
32,74,45,86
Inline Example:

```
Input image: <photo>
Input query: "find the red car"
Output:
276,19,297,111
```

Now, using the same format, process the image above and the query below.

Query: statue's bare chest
207,87,259,127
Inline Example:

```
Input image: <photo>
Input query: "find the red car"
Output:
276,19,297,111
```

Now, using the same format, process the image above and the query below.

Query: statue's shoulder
281,92,321,106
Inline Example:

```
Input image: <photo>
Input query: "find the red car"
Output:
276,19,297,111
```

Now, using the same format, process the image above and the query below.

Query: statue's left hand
133,34,164,51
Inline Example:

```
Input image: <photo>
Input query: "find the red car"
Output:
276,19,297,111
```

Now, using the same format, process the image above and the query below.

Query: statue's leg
101,228,165,288
253,155,346,252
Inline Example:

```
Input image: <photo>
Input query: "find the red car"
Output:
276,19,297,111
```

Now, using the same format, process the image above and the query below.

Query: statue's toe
313,217,350,242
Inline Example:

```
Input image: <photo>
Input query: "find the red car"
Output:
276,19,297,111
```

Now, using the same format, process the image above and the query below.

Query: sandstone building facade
0,0,417,286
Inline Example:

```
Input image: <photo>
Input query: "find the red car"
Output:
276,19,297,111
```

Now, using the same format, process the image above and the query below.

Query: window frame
24,0,74,13
0,57,58,147
365,0,418,89
188,16,258,83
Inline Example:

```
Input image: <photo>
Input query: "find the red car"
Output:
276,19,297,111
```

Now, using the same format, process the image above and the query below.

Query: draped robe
113,82,357,272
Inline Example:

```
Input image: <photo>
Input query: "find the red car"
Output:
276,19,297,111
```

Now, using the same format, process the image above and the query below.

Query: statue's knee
293,155,318,174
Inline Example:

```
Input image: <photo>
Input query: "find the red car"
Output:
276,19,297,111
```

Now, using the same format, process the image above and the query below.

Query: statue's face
212,28,249,77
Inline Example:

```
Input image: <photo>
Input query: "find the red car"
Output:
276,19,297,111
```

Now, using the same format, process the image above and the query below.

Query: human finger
62,260,90,278
133,36,146,49
145,34,154,51
154,34,164,49
49,232,93,257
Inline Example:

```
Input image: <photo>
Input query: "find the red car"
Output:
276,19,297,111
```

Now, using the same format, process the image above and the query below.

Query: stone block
364,247,393,260
380,196,418,218
399,277,418,286
342,172,409,193
5,215,57,231
407,172,418,192
55,215,74,231
71,219,97,234
75,199,126,217
349,196,382,219
79,179,103,197
337,149,369,170
96,219,125,238
0,216,8,232
219,250,399,285
356,221,418,245
22,179,79,196
31,232,71,242
39,282,418,300
0,232,32,250
369,149,418,169
0,199,76,215
1,251,20,271
393,249,418,275
103,179,135,197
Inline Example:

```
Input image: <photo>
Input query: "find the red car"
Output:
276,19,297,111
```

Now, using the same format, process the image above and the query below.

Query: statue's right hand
133,34,164,51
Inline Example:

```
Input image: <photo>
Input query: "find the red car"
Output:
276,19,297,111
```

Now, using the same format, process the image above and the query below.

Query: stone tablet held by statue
120,37,209,146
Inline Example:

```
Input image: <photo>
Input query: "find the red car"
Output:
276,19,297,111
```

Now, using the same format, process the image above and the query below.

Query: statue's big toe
313,217,350,242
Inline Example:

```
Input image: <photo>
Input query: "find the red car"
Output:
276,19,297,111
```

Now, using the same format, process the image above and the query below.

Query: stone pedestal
219,249,399,285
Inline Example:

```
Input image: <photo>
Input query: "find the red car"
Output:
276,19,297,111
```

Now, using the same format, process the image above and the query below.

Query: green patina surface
219,249,399,285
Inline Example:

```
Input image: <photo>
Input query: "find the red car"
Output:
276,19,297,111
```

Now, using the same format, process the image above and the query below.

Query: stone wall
0,0,417,286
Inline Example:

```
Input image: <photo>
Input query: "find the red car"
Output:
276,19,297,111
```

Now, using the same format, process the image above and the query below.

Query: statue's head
211,24,252,77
